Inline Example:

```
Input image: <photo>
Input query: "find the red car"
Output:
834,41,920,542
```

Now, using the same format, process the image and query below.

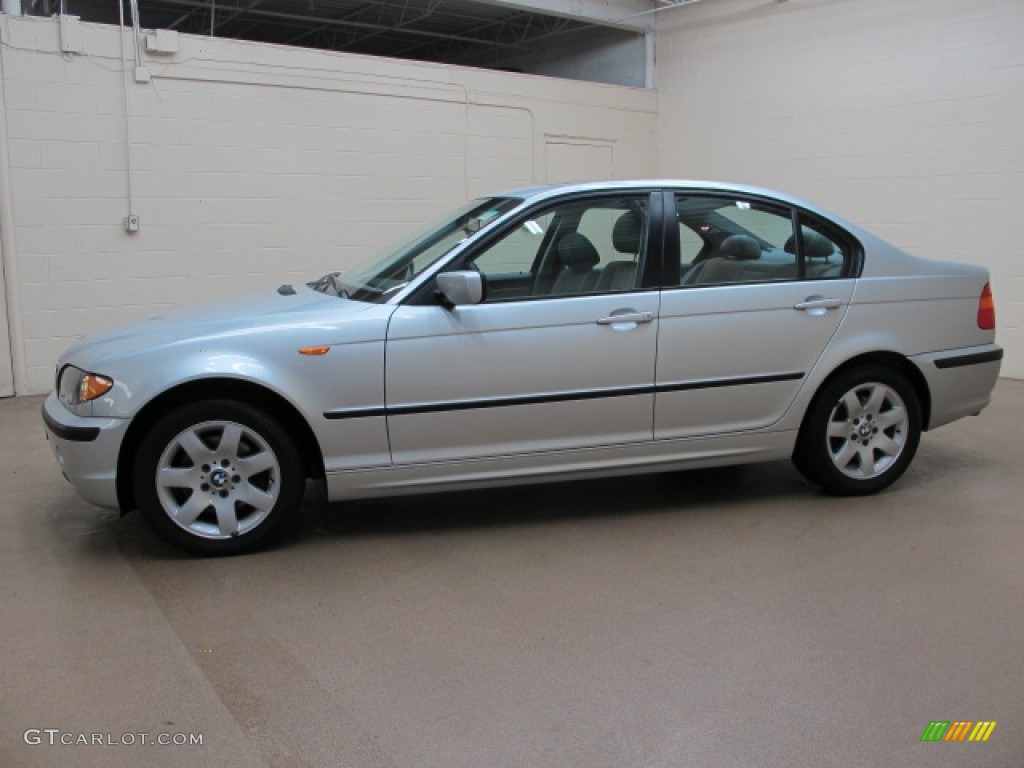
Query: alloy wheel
154,420,281,540
826,382,909,480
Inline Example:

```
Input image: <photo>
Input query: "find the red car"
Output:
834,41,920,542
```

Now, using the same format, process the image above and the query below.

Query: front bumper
41,393,129,510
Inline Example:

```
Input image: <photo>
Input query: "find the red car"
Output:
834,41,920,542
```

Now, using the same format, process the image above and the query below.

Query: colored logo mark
921,721,997,742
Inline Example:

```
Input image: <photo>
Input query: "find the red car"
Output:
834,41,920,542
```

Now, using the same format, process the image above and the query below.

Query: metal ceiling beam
284,2,396,46
50,0,652,79
468,0,655,31
287,0,444,50
149,0,544,47
390,9,579,60
212,0,268,32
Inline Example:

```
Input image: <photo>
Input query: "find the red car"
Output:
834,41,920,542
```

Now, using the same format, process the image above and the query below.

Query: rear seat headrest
785,229,835,259
720,234,761,260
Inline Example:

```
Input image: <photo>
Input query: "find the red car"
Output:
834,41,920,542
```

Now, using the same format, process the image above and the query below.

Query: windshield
309,197,521,303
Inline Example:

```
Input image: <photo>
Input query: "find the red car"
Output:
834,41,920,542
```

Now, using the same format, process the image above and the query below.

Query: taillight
978,282,995,330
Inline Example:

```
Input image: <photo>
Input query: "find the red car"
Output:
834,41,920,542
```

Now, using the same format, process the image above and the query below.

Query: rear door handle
794,296,841,315
597,311,654,326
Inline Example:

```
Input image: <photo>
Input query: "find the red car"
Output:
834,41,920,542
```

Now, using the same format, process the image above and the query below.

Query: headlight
58,365,114,406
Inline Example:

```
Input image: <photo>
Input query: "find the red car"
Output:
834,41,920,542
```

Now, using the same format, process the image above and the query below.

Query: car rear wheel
133,400,304,556
794,366,922,495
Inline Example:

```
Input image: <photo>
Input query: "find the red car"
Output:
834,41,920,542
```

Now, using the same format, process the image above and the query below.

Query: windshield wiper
308,272,350,298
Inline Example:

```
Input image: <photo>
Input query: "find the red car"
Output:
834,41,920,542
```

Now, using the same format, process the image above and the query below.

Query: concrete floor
1,384,1022,768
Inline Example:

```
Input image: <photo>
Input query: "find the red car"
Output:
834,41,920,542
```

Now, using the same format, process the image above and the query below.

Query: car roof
493,179,860,234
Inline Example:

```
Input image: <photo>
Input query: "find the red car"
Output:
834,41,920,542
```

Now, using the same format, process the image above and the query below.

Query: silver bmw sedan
42,181,1002,555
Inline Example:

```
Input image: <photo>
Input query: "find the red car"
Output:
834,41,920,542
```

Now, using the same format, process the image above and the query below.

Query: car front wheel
133,400,304,555
794,366,922,495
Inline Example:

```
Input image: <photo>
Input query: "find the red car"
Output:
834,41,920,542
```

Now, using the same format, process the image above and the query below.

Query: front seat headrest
785,229,835,259
720,234,761,260
612,210,643,254
558,233,601,273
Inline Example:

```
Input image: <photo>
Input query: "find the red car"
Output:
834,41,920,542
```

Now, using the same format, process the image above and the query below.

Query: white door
386,192,659,465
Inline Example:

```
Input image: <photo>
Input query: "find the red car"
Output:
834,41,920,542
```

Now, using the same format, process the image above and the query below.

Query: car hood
61,285,375,368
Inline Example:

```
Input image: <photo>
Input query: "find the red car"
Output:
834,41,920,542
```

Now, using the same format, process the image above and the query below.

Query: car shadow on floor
79,461,818,560
301,460,813,541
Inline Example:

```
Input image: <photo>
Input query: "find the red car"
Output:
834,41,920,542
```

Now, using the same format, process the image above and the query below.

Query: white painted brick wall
0,16,657,394
657,0,1024,377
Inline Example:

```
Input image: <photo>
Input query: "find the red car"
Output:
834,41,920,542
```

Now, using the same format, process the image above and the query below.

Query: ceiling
32,0,649,70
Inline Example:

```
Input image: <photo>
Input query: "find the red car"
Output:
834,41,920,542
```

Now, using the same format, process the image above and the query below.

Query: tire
133,400,305,556
793,366,922,495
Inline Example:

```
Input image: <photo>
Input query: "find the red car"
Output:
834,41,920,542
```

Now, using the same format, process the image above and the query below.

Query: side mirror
436,271,485,308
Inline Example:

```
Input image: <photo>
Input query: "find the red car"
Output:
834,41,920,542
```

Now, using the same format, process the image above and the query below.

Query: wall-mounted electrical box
59,14,82,53
145,29,179,54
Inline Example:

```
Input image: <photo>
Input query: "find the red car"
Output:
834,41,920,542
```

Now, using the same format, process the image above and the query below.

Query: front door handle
596,310,654,327
794,296,841,316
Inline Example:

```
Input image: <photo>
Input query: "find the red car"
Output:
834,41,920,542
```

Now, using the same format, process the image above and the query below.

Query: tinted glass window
464,195,650,301
797,219,849,280
678,222,704,267
678,198,798,286
672,195,855,285
473,211,555,277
